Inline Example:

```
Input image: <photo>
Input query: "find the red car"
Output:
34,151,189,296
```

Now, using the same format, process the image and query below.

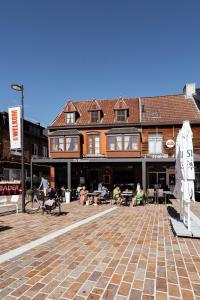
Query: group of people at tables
77,182,146,207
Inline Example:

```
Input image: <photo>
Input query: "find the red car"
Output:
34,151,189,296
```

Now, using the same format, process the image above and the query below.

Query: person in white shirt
38,176,49,196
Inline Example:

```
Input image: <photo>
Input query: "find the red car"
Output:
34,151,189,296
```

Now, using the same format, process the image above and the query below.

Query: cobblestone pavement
0,201,200,299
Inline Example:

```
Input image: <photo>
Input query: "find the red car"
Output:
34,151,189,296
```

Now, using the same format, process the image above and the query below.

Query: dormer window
88,98,102,123
114,98,129,123
66,112,75,124
91,111,100,123
64,101,79,124
116,110,126,122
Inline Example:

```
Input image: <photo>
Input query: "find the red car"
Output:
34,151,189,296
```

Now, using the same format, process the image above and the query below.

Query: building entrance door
148,172,166,188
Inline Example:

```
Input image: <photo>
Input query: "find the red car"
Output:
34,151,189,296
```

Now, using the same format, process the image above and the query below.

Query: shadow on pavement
0,225,13,232
167,206,180,220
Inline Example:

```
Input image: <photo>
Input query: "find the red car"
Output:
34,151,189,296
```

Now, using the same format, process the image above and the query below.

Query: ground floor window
148,171,166,188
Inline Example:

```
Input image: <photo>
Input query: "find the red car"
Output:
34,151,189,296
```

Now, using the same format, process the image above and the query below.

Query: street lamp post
11,84,25,213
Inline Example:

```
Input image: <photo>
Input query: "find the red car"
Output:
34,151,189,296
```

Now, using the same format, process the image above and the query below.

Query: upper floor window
31,144,38,155
148,133,163,154
66,112,75,124
108,135,122,151
124,135,138,150
50,136,78,152
42,146,48,157
66,137,78,151
116,109,126,122
91,111,99,123
51,137,64,151
108,134,138,151
88,134,100,155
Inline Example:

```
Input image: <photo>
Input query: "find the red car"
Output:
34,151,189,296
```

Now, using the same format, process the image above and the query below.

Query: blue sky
0,0,200,127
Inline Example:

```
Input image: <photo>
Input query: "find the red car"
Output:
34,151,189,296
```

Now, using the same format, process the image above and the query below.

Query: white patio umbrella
181,120,195,202
174,129,183,201
174,120,195,230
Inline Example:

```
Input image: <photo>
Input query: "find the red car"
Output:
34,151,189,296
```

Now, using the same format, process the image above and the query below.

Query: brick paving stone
192,283,200,297
48,286,67,299
63,282,82,299
132,279,144,290
88,271,102,282
110,273,122,284
155,291,168,299
32,293,48,300
129,289,142,300
77,280,96,297
168,283,181,298
143,279,155,296
156,277,167,293
87,293,100,300
0,203,200,299
181,289,195,300
102,283,118,300
142,295,154,300
40,279,60,293
24,282,45,298
11,284,31,297
117,281,131,296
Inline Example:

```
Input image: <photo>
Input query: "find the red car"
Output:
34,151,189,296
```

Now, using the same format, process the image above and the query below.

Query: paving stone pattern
0,201,200,299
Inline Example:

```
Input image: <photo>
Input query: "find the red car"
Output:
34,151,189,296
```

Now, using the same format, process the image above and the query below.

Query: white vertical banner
8,106,21,149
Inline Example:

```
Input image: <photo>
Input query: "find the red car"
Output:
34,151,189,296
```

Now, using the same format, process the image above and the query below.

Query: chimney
183,82,196,99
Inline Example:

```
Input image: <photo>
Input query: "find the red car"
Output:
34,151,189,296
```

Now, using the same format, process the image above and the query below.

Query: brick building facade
0,112,48,187
33,83,200,194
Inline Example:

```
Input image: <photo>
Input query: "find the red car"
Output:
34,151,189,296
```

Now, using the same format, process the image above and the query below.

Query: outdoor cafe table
121,191,134,206
87,191,101,204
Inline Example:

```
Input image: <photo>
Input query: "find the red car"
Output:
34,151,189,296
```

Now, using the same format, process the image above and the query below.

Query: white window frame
66,112,75,124
148,133,163,154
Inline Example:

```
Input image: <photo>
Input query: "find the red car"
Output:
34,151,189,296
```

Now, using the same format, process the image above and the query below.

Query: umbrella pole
187,202,191,231
180,199,183,221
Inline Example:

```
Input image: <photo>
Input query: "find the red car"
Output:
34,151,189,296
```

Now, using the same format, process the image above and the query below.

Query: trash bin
65,191,71,203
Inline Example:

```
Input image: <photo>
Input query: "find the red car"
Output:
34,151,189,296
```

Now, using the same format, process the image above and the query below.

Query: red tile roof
49,93,200,128
141,94,200,124
50,98,139,127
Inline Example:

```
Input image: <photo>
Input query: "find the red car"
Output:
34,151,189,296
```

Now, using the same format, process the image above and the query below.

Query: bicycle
25,189,44,213
25,188,62,215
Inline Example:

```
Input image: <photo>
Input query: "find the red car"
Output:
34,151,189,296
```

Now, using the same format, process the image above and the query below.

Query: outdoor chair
147,189,155,204
156,189,165,204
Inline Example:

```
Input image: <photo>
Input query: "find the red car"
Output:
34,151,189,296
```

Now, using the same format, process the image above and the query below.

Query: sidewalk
0,202,200,299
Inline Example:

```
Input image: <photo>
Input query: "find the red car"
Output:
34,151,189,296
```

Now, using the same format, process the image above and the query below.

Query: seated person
93,193,101,205
130,186,145,207
79,186,88,205
76,184,82,198
112,186,121,205
101,185,109,199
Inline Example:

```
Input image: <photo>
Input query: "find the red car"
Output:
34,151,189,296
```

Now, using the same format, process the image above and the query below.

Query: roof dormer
88,98,102,123
113,98,129,122
64,101,79,124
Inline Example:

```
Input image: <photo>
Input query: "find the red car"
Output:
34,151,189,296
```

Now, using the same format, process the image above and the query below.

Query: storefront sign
8,107,21,149
0,183,21,195
166,139,175,148
146,154,168,159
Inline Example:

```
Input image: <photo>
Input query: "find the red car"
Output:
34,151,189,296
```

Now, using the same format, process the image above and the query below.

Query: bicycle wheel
25,199,40,213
